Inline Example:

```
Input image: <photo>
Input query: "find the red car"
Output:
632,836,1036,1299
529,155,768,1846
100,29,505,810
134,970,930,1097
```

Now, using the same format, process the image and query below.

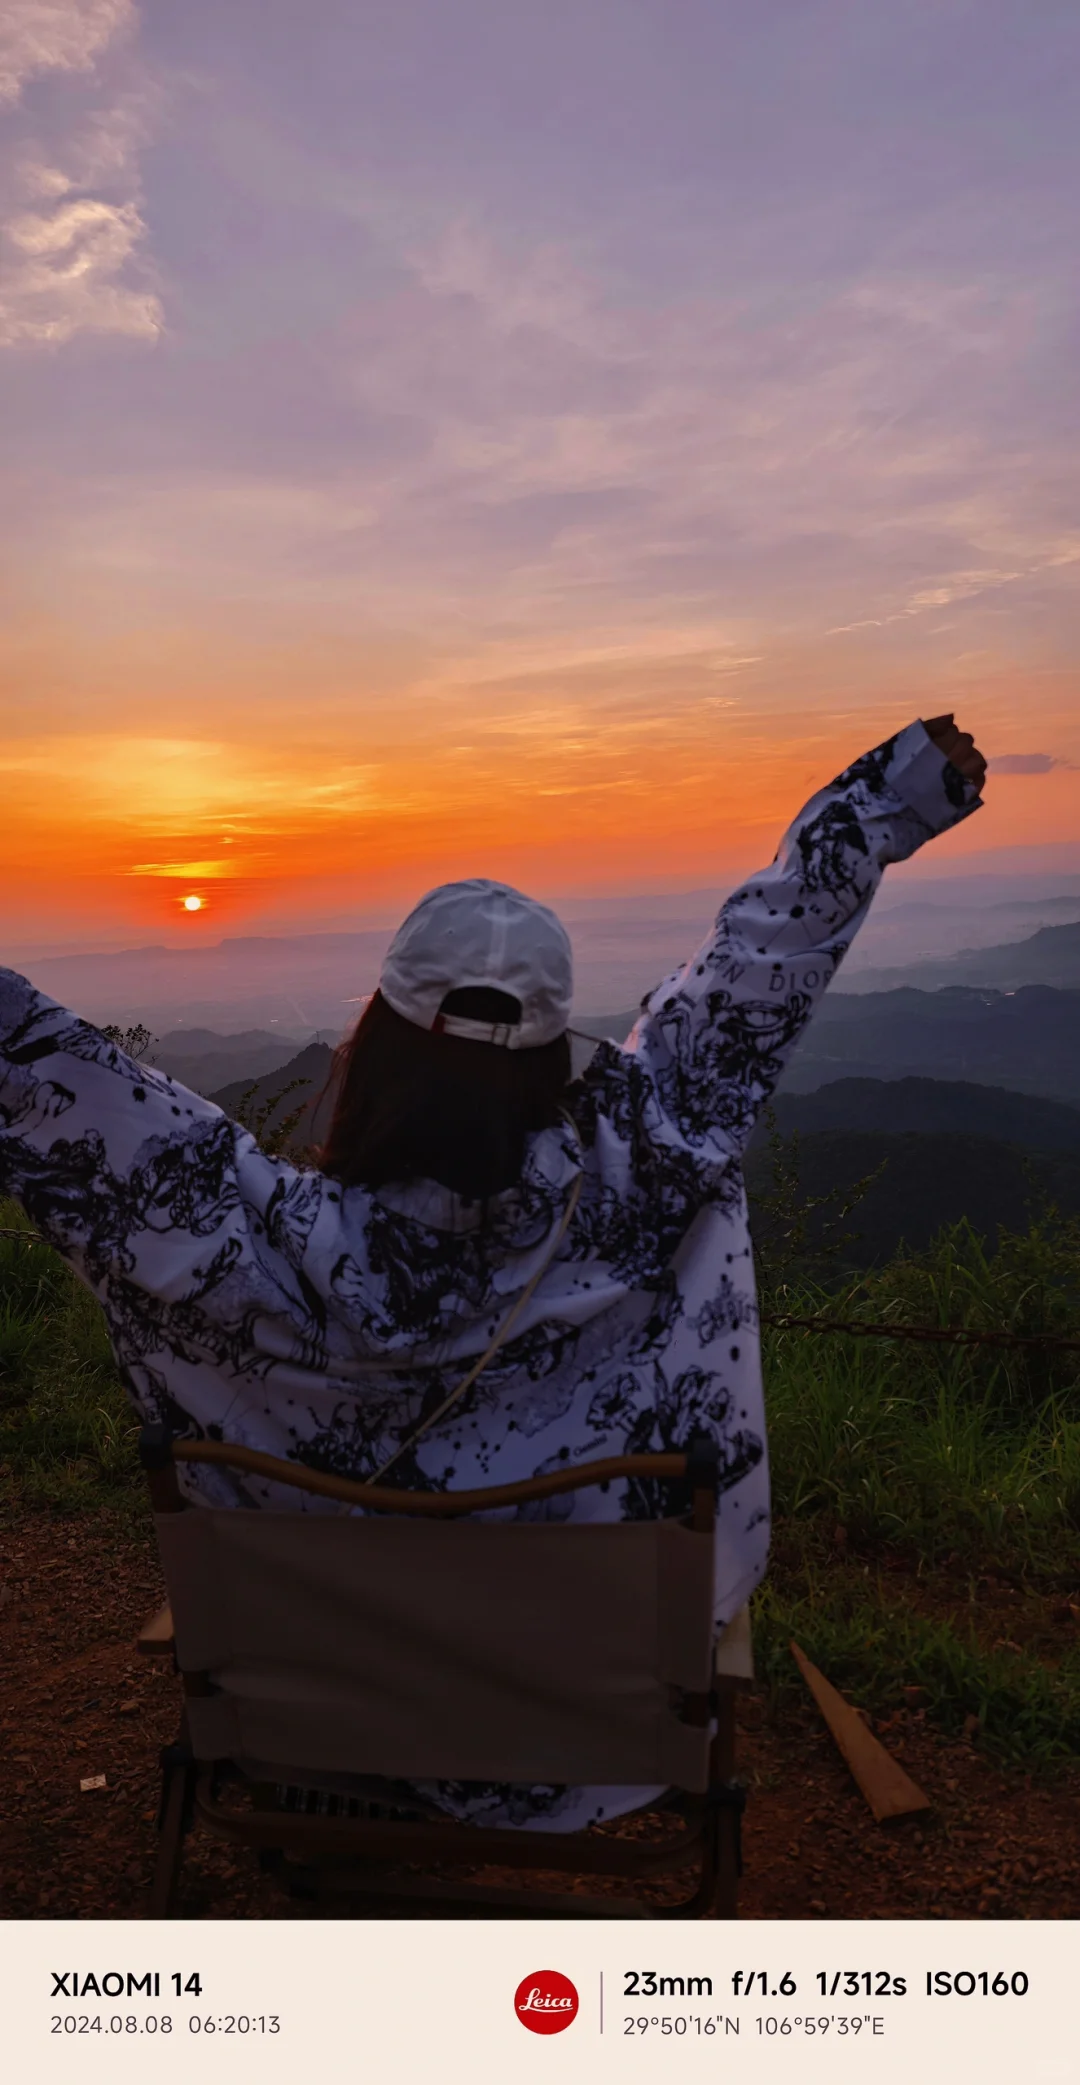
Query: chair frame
137,1429,751,1919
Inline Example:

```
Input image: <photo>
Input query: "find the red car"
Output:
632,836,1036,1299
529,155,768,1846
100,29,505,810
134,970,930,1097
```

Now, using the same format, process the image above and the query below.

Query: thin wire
761,1311,1080,1354
365,1167,584,1486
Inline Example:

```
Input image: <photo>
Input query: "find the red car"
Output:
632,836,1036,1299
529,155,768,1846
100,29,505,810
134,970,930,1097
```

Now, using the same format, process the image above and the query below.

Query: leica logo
514,1971,579,2034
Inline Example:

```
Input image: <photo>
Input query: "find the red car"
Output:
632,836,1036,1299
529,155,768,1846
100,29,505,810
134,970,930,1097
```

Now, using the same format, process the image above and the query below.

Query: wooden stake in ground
790,1641,932,1823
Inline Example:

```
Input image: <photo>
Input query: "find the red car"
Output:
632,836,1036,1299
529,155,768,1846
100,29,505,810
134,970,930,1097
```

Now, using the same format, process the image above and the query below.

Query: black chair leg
148,1740,196,1918
705,1688,744,1919
711,1793,741,1919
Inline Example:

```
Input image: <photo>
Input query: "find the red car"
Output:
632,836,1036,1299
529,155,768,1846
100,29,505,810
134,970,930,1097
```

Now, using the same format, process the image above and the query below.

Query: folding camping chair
136,1426,753,1918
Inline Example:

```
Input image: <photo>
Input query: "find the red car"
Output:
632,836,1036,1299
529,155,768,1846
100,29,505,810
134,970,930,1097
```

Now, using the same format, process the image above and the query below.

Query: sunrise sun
181,894,203,912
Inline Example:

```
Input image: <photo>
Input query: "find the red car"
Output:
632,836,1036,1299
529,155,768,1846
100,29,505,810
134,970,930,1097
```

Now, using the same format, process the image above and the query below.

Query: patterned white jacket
0,719,980,1830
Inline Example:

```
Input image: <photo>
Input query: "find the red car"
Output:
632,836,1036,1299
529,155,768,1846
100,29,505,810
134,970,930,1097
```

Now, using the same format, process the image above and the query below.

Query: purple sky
2,0,1078,945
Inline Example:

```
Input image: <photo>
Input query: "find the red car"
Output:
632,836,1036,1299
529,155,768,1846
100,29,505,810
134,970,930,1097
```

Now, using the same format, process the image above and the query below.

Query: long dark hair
318,988,572,1200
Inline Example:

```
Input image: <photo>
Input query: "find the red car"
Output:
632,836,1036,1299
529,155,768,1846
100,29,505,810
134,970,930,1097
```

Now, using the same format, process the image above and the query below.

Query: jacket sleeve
0,974,256,1294
621,719,981,1162
0,975,346,1424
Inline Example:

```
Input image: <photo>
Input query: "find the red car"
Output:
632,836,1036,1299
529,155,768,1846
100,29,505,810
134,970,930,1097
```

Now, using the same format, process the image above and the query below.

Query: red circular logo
514,1971,579,2035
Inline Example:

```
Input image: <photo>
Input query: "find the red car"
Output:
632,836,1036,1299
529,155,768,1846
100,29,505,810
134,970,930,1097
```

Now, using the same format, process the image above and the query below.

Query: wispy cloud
0,737,385,840
1,192,160,344
36,225,1070,670
989,753,1075,775
828,567,1025,634
0,0,134,105
128,858,250,879
0,0,161,345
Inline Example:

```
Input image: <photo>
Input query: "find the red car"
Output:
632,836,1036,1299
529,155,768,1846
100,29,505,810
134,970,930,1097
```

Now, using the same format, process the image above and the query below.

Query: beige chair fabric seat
156,1506,723,1789
141,1439,752,1915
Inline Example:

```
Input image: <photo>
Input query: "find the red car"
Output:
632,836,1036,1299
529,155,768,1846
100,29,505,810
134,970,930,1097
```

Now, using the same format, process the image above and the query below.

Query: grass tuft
752,1576,1080,1769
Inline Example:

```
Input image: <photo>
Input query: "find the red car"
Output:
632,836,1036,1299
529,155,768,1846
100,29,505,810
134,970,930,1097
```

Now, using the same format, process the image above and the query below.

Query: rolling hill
743,1129,1080,1266
781,986,1080,1104
209,1043,336,1148
757,1076,1080,1155
844,918,1080,993
149,1028,310,1097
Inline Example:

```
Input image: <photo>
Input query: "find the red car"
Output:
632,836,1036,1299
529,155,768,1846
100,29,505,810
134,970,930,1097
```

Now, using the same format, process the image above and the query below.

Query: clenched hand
923,714,987,794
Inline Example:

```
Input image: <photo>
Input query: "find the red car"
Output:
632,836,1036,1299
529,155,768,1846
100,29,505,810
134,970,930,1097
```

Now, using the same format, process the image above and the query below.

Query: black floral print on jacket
0,720,980,1830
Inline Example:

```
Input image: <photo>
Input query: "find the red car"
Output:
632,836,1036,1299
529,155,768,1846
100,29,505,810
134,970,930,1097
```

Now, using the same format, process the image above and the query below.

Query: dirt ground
2,1508,1078,1921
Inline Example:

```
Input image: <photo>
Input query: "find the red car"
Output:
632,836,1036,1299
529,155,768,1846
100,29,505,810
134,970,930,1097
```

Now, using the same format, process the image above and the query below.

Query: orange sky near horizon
5,645,1079,948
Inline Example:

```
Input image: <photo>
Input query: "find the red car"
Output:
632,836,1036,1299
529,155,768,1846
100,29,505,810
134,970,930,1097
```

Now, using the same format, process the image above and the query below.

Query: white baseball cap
378,878,573,1048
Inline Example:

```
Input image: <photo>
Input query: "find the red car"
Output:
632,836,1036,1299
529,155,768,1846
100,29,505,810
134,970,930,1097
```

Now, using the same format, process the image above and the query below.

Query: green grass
0,1208,139,1513
2,1193,1079,1767
761,1219,1080,1576
751,1575,1080,1769
751,1215,1080,1768
763,1325,1080,1573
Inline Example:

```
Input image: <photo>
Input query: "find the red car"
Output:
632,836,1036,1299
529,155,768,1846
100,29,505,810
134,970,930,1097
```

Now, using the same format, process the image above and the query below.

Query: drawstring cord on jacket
365,1115,584,1488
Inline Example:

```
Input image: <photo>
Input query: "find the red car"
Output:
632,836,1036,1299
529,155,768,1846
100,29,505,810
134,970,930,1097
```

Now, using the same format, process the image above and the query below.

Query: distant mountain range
191,989,1080,1157
575,987,1080,1107
783,985,1080,1104
17,914,718,1031
22,933,391,1034
839,887,1080,976
195,1038,1080,1265
840,917,1080,993
149,1027,312,1097
10,890,1080,1033
755,1075,1080,1155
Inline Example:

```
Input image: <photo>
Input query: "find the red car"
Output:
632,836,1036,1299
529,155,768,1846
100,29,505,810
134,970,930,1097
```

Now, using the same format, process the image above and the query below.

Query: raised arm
624,715,985,1160
0,976,249,1279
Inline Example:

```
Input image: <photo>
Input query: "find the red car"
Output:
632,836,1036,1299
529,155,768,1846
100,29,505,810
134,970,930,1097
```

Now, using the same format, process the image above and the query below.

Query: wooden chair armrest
164,1442,701,1515
137,1602,175,1656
